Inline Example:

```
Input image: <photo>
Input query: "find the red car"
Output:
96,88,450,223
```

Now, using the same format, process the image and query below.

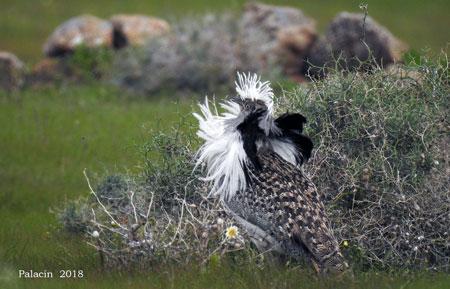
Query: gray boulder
44,15,113,57
110,14,170,49
238,2,317,76
304,12,407,77
0,51,24,91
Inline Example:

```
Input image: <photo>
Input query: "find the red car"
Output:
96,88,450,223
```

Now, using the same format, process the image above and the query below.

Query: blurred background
1,0,449,62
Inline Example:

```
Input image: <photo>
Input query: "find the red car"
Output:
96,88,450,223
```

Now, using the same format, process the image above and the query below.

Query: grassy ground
1,0,449,61
6,267,450,289
0,85,195,285
5,264,450,289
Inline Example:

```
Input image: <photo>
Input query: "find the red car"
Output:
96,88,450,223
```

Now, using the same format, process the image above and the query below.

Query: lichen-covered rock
304,12,408,77
0,51,24,91
43,15,113,57
238,2,317,75
110,14,170,49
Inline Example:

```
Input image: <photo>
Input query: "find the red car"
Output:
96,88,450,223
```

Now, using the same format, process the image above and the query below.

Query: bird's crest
235,73,274,113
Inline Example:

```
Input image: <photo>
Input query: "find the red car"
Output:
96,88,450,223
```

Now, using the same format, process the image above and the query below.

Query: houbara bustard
194,73,348,273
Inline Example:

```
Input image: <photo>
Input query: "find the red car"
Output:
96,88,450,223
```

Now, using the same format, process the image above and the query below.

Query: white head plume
235,72,279,135
235,72,274,113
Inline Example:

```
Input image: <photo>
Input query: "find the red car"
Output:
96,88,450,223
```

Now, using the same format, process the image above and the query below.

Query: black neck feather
275,113,313,164
237,112,264,170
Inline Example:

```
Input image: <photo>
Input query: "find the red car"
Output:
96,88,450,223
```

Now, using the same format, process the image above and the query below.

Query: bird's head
225,96,270,135
233,97,268,117
220,73,277,136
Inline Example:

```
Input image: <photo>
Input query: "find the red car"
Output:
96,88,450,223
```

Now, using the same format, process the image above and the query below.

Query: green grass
1,0,449,62
0,85,194,274
4,264,450,289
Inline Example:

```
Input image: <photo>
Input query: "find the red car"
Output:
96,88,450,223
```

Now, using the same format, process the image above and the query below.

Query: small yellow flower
343,240,349,247
225,226,239,239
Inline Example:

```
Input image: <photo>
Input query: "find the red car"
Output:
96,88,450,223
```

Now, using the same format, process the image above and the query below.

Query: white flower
92,230,100,238
225,226,239,239
418,235,424,241
217,218,224,225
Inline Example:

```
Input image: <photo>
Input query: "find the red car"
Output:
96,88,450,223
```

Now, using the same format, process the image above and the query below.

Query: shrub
280,54,449,271
112,14,240,95
28,46,114,87
60,54,449,271
111,12,288,95
66,45,114,81
58,199,91,234
59,126,255,269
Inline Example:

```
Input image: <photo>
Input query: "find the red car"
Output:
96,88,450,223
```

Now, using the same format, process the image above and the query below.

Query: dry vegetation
283,55,449,271
59,54,449,272
59,129,256,269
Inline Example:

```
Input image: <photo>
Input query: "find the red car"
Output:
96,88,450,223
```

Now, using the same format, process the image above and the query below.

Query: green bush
58,198,91,234
59,54,449,271
280,54,449,271
65,45,114,81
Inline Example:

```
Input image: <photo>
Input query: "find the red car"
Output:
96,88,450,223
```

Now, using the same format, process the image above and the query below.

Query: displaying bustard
194,73,348,273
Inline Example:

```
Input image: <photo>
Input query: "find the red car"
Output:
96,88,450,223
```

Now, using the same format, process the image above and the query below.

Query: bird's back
226,149,348,273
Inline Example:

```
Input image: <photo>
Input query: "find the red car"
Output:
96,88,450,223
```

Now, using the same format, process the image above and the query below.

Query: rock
301,37,332,78
44,15,113,57
29,53,109,87
238,2,317,75
304,12,408,77
110,14,170,49
28,58,64,86
276,24,317,77
0,51,25,91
